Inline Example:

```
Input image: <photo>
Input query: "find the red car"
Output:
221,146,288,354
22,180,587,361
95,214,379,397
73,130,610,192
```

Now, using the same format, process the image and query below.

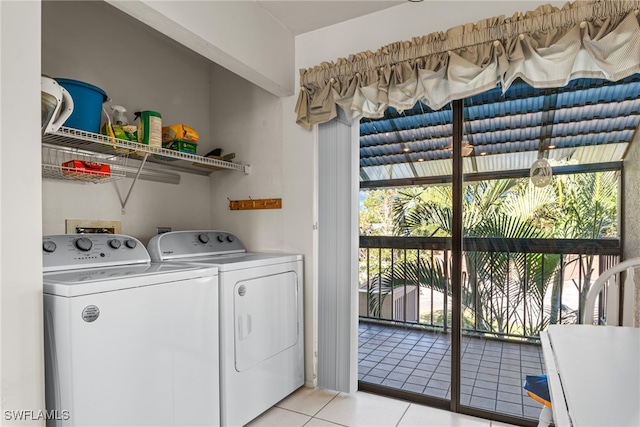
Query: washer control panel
43,234,150,272
147,230,245,261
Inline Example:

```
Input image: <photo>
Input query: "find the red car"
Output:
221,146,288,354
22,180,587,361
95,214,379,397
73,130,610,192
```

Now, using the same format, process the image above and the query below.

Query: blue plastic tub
55,78,108,133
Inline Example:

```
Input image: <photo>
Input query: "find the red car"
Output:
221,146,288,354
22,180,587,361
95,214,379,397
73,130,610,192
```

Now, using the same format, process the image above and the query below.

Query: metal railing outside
359,236,621,342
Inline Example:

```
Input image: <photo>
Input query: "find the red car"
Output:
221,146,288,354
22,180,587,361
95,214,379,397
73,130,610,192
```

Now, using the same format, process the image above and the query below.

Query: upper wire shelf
42,127,250,175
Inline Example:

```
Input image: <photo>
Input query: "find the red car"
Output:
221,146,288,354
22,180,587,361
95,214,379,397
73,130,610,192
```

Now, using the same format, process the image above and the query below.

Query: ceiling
256,1,405,35
359,75,640,187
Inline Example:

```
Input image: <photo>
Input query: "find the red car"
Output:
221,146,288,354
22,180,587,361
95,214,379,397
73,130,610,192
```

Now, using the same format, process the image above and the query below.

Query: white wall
281,95,318,386
42,173,211,241
295,1,566,75
106,0,295,97
41,0,214,243
623,127,640,326
208,64,284,250
207,65,318,386
0,0,45,424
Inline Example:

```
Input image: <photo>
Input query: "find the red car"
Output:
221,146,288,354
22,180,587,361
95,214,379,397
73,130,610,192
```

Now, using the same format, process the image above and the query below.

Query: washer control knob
43,241,57,253
108,239,122,249
74,237,93,252
124,239,137,249
198,233,210,244
227,235,235,243
217,234,225,243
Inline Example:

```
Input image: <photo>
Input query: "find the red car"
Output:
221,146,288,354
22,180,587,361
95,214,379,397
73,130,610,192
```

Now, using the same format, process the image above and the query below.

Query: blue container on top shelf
55,78,108,134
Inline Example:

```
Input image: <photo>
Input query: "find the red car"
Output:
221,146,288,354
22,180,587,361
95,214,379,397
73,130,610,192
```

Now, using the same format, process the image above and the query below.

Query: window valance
295,0,640,130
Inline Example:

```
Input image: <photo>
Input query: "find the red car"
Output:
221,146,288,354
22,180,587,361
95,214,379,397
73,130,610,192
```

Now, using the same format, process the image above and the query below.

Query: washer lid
170,252,303,272
43,262,218,297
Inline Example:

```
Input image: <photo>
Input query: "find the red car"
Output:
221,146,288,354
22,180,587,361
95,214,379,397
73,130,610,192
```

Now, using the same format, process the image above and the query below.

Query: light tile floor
247,386,520,427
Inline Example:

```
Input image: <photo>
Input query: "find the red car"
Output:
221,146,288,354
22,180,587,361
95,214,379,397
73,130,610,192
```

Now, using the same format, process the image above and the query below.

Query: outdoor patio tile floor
358,322,546,420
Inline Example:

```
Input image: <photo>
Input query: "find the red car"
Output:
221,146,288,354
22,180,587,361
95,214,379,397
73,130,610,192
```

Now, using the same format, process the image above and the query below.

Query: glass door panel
358,102,453,406
458,78,623,423
459,87,546,423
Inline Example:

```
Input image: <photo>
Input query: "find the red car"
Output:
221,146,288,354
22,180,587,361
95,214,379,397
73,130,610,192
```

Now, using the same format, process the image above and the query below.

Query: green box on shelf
162,139,197,155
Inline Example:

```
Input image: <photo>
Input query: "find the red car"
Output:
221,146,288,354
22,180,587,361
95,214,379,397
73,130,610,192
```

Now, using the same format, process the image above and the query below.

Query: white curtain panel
295,0,640,129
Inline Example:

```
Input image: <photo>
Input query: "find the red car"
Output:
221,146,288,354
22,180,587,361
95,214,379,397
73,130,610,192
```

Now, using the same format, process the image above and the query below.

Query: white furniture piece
43,234,219,427
582,257,640,326
147,230,304,427
540,325,640,427
533,257,639,427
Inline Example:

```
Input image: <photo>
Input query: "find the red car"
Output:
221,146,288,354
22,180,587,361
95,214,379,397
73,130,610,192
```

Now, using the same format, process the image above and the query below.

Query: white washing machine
42,234,220,427
147,230,304,427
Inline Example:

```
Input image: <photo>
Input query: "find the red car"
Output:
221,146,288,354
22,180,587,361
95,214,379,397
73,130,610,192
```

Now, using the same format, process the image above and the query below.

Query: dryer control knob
217,234,226,243
108,239,122,249
74,237,92,252
43,241,57,253
124,239,137,249
198,233,210,244
227,235,235,243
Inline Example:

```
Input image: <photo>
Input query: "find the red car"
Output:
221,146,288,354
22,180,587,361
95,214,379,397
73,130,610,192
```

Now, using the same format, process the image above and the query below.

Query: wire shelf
42,127,249,174
42,144,128,184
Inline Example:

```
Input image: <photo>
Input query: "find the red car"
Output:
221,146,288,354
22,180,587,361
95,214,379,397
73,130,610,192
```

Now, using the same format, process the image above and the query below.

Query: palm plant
392,180,517,238
368,179,563,337
467,185,562,336
363,171,619,337
551,171,618,322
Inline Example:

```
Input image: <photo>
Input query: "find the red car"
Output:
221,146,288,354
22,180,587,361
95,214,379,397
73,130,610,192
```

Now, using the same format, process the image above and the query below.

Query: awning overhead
360,75,640,184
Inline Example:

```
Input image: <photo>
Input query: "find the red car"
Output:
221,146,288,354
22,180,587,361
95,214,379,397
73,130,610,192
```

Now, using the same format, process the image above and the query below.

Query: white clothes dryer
42,234,220,427
147,230,304,427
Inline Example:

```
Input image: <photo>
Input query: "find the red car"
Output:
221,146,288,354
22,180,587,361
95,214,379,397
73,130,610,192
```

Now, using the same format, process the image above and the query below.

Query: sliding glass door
357,75,630,425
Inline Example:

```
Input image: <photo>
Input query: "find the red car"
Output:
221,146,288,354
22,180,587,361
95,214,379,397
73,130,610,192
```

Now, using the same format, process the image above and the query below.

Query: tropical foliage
551,171,619,322
360,171,618,338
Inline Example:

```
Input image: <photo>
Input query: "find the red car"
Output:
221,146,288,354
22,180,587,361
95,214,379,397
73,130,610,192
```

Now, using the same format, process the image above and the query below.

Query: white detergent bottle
111,105,129,125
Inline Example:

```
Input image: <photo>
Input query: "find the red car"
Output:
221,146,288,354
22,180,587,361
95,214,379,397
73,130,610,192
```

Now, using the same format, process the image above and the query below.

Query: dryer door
234,271,298,372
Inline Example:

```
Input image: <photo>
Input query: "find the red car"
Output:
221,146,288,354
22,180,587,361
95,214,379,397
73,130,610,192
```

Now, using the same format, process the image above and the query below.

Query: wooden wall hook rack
229,198,282,210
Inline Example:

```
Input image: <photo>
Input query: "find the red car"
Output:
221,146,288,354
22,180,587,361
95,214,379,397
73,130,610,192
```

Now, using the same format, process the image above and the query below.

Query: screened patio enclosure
359,75,640,187
357,74,640,425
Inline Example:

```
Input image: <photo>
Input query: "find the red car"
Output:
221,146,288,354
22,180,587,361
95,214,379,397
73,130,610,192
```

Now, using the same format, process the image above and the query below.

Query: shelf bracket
120,154,149,213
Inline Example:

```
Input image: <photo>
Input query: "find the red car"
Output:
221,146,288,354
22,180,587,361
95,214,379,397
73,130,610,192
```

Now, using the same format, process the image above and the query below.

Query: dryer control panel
43,234,150,272
147,230,246,261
